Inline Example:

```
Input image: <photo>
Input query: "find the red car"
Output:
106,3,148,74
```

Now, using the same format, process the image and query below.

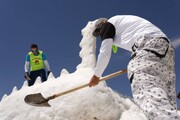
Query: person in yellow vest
24,44,51,86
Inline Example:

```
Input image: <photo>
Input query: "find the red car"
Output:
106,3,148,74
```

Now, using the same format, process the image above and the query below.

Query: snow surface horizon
0,20,148,120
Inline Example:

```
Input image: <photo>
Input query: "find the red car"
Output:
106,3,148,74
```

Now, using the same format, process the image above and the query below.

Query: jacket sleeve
94,38,113,77
24,61,30,72
44,60,51,71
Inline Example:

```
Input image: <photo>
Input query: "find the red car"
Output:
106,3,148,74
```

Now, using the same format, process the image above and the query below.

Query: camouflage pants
128,36,180,120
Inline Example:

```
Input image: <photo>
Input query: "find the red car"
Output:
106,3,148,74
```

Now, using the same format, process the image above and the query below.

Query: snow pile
0,20,147,120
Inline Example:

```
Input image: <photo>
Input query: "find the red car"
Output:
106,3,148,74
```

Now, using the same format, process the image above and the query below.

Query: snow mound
0,20,147,120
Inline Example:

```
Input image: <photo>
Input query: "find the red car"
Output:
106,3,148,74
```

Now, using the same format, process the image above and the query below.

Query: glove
47,71,51,77
89,75,100,87
177,92,180,99
24,72,31,80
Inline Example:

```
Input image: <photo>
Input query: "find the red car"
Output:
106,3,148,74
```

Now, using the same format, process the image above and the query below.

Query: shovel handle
51,69,127,99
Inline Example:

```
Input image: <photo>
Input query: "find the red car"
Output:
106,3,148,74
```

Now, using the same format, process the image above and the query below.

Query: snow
0,20,148,120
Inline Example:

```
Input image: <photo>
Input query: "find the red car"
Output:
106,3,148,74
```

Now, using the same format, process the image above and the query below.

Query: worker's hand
47,71,51,77
24,72,31,80
89,75,100,87
177,92,180,99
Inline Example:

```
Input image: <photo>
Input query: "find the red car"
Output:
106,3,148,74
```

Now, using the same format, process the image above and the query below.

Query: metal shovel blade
24,93,51,107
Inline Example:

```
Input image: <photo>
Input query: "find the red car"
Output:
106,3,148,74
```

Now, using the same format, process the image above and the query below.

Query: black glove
177,92,180,99
24,72,31,80
47,71,51,77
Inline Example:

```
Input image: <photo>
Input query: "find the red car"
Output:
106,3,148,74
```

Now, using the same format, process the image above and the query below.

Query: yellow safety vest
29,50,44,71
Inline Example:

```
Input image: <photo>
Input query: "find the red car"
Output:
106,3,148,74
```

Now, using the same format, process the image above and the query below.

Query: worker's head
31,44,38,54
93,18,107,37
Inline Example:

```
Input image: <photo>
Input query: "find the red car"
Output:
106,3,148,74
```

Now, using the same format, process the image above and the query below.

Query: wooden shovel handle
51,69,127,99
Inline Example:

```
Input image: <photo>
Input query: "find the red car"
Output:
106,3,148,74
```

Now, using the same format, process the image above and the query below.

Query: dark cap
31,44,38,49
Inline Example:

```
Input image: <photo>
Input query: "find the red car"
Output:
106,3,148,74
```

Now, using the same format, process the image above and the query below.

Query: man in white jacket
88,15,180,120
24,44,51,86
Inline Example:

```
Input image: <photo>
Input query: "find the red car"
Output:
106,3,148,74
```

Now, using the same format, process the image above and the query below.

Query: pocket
144,46,169,58
143,38,169,58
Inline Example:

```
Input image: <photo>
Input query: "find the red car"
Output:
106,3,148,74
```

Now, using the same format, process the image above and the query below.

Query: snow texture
0,20,148,120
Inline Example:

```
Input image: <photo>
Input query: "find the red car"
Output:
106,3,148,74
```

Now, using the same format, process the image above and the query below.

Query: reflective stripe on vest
29,50,44,71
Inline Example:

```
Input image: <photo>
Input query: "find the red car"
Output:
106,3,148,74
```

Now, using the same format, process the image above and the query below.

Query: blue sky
0,0,180,106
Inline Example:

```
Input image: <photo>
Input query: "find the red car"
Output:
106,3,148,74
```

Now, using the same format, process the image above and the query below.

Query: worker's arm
94,38,113,77
94,22,116,77
24,54,30,72
89,22,116,87
44,60,51,71
42,53,51,71
24,54,30,80
24,61,30,72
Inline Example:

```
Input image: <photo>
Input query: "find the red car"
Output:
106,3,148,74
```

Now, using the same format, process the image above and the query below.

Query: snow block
1,94,7,102
47,72,55,80
21,80,28,89
11,86,18,93
60,69,69,76
34,77,42,84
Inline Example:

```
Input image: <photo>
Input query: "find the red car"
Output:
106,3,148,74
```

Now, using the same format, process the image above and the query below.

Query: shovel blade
24,93,51,107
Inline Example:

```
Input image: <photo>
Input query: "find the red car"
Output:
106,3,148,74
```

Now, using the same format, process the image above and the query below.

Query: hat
93,18,107,37
31,44,38,49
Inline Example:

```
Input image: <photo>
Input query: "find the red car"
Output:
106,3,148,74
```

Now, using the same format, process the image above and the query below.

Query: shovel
24,69,127,107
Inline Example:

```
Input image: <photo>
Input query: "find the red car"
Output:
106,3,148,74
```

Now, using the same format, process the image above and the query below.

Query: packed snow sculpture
0,20,148,120
77,20,97,69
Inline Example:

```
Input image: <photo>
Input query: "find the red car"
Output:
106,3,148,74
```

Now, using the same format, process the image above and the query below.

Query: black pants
28,69,47,86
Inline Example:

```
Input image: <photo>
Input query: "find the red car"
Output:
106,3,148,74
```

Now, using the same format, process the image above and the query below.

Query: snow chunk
47,72,55,80
11,86,18,93
34,77,42,84
1,94,7,102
